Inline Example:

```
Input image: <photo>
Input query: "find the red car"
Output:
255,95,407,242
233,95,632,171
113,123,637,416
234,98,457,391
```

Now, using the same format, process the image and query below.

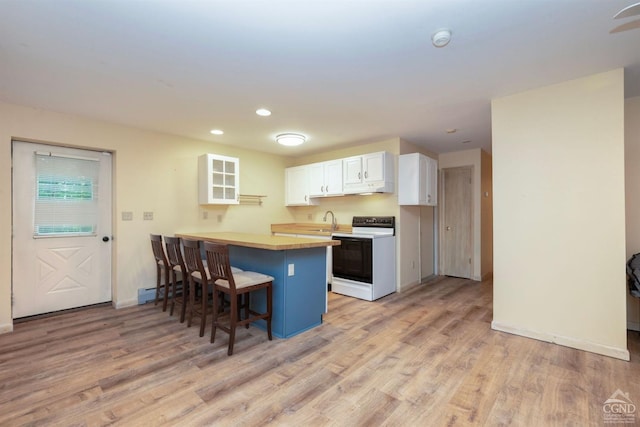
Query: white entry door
12,141,112,318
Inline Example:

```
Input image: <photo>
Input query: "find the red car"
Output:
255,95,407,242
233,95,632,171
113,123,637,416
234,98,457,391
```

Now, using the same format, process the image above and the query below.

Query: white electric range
331,216,396,301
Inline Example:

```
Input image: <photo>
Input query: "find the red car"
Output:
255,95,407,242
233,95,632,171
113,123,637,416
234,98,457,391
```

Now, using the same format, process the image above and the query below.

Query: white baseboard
399,275,439,293
0,323,14,334
398,280,421,293
491,320,630,361
114,298,139,309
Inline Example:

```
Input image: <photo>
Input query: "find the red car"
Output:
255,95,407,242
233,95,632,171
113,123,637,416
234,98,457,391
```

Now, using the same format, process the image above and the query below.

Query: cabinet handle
321,185,324,193
364,171,368,179
326,185,328,192
305,195,308,202
358,172,361,179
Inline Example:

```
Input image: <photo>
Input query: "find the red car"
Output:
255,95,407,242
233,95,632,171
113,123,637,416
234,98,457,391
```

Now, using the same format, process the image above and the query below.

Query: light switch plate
143,212,153,221
288,263,294,276
121,211,133,221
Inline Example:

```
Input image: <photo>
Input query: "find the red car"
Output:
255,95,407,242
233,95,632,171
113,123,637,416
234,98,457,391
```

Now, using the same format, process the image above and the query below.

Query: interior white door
12,141,112,318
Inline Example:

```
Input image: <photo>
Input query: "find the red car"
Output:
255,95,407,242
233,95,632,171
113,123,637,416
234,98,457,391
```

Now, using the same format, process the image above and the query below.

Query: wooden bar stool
150,234,170,311
204,241,273,355
181,238,212,337
163,236,188,322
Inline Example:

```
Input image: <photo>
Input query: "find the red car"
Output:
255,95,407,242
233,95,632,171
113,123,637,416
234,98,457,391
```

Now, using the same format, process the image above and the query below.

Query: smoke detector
432,29,452,48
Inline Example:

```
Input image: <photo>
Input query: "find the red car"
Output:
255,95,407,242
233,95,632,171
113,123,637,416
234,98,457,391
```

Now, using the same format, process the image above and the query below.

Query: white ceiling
1,0,639,157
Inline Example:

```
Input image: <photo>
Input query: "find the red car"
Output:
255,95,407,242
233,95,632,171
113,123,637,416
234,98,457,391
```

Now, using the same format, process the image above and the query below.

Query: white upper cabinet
343,151,394,194
308,159,343,197
398,153,438,206
285,165,318,206
198,153,239,205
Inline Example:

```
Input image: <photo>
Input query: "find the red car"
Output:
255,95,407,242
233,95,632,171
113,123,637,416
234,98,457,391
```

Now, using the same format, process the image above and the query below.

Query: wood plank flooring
1,276,639,426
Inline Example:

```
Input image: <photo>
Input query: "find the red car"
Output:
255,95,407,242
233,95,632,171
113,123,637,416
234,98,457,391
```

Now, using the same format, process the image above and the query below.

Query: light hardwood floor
1,276,639,426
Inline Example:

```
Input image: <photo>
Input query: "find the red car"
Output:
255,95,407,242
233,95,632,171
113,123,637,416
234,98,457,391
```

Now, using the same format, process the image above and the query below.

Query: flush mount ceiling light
210,129,224,135
432,29,452,48
256,108,272,116
276,133,306,146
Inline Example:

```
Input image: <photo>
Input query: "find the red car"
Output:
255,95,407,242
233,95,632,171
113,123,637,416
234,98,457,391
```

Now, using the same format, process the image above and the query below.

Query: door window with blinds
34,152,100,237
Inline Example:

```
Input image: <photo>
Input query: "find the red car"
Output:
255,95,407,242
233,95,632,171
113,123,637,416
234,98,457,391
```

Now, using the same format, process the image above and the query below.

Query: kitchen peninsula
175,232,340,339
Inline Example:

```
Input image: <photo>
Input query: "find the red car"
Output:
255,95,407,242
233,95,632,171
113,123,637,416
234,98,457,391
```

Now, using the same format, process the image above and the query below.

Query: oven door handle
334,237,368,243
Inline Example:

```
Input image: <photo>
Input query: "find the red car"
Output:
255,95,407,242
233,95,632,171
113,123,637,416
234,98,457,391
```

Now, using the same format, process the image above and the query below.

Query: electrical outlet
217,214,223,223
288,263,295,276
202,211,208,220
143,212,153,221
307,213,313,220
121,211,133,221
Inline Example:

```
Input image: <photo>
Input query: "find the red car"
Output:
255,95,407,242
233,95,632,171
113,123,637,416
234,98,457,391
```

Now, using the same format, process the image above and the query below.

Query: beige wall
491,69,628,360
0,101,293,331
625,96,640,331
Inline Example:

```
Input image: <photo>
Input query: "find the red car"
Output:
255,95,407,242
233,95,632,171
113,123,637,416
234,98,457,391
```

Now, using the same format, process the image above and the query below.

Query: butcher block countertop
176,231,341,251
270,223,352,237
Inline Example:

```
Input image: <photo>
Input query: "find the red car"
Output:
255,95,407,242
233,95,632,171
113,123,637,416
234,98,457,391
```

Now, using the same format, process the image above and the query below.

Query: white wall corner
0,323,14,334
491,320,630,361
113,298,139,309
398,279,422,293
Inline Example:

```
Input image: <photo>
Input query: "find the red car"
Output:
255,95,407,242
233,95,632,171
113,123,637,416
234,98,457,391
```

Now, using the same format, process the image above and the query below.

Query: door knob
102,236,110,242
446,226,451,231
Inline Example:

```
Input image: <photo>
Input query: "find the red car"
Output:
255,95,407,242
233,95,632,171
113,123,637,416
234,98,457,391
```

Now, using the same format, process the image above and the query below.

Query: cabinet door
363,152,385,182
324,159,343,196
418,154,428,204
285,166,316,206
426,157,438,206
343,156,363,185
198,154,239,204
398,153,420,205
398,153,437,205
308,162,326,197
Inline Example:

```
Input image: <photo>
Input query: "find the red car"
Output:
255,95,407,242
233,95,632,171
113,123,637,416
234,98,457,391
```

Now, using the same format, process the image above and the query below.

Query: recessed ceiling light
276,133,306,146
256,108,271,117
210,129,224,135
446,128,457,134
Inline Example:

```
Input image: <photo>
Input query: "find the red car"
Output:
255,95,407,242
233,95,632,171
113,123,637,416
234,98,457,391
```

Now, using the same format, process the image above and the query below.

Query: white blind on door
34,152,100,237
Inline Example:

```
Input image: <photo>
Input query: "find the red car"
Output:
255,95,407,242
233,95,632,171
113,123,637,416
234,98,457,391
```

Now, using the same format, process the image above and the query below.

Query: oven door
331,235,373,284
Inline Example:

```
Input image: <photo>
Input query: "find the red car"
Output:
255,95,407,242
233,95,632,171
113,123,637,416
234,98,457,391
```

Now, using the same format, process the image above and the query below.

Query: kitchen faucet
323,210,337,230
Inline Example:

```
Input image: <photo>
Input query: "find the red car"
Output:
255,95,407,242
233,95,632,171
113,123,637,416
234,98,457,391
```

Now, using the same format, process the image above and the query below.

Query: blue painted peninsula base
228,245,327,339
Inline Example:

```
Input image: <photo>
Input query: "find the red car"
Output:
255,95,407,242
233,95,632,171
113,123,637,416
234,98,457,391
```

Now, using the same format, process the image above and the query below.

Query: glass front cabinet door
198,153,240,204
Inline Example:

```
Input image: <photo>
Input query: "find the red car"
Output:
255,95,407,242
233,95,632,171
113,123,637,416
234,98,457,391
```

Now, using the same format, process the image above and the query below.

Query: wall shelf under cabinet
238,194,266,205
